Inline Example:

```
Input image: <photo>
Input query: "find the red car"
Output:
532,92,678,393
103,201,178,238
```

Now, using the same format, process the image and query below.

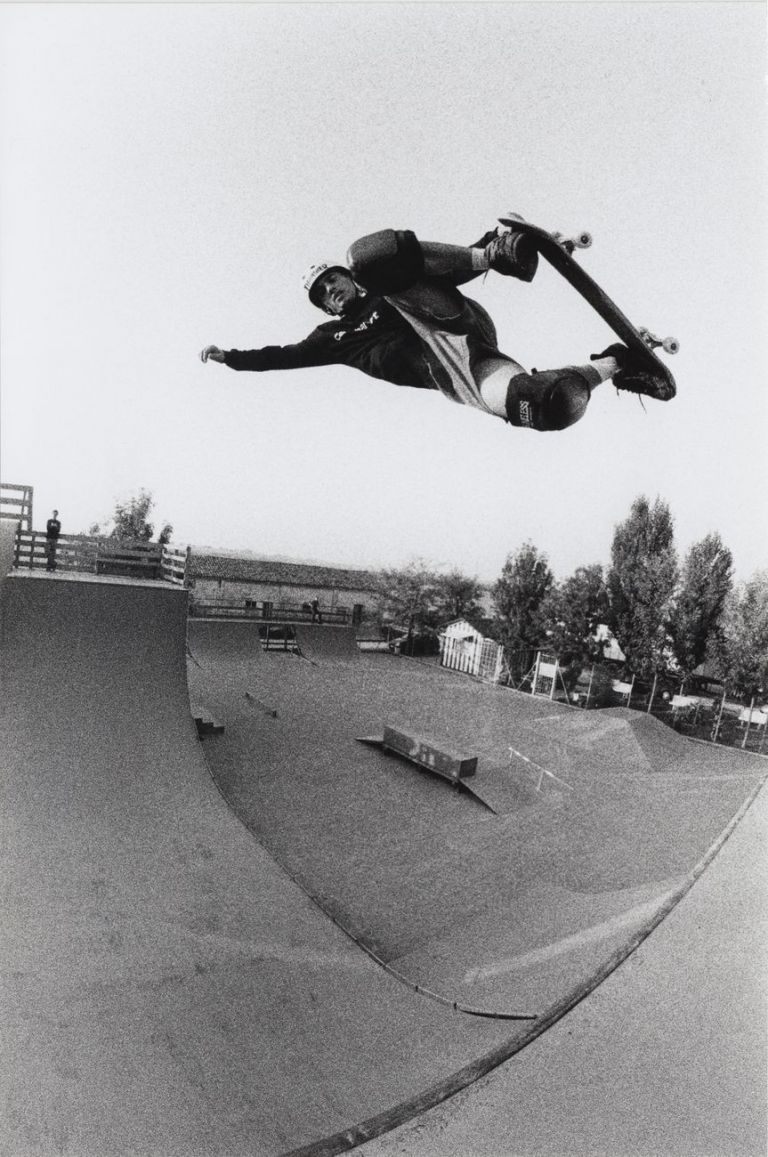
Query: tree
432,569,486,628
491,542,553,683
374,559,441,646
539,564,610,682
668,533,733,682
718,571,768,701
90,489,173,544
606,495,678,681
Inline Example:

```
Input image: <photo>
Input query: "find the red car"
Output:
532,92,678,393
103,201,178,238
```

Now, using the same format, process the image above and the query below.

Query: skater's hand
200,344,226,363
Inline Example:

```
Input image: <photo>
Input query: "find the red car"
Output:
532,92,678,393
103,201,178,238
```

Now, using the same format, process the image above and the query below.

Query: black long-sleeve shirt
224,294,441,390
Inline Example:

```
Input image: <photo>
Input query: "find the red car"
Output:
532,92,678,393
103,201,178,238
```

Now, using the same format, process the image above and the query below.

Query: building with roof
186,550,379,622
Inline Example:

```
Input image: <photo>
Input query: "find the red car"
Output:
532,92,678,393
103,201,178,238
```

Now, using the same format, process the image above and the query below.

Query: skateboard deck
499,217,678,400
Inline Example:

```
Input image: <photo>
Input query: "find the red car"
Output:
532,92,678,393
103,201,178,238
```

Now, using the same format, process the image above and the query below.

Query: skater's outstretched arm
200,331,336,373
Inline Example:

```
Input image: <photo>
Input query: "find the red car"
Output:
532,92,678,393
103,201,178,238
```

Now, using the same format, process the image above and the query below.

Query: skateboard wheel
555,231,592,253
662,337,679,354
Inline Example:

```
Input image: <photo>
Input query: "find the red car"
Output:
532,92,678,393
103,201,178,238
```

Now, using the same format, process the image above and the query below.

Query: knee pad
505,370,592,431
504,373,545,429
542,372,592,430
346,229,424,295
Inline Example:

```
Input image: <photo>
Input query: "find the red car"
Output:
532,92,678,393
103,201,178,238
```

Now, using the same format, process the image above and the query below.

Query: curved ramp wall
0,573,518,1155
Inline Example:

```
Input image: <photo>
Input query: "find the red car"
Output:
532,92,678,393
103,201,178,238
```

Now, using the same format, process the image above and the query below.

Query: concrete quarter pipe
0,574,516,1155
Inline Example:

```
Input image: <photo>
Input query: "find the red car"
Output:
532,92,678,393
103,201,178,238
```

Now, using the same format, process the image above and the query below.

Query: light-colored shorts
386,279,523,413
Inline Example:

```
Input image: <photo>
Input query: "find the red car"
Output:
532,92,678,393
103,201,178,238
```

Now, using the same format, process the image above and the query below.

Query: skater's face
314,270,359,316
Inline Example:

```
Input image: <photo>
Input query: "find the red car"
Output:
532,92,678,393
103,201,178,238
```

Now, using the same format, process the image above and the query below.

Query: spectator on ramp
45,510,61,572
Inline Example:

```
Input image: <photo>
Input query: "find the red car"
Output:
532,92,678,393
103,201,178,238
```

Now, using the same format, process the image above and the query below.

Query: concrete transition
0,575,513,1155
293,623,361,662
1,575,765,1156
0,518,18,581
187,617,267,666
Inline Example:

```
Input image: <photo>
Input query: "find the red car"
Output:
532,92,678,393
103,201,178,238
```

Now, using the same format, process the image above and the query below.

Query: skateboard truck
503,212,592,255
638,327,680,355
552,230,593,254
552,233,679,351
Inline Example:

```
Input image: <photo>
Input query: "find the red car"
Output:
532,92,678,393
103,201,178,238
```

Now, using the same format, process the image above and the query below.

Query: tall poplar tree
607,496,678,680
491,542,553,682
720,571,768,701
668,533,733,681
539,564,610,674
374,559,441,646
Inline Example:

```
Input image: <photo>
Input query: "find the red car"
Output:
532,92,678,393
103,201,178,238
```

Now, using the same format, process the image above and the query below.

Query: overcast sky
1,1,765,583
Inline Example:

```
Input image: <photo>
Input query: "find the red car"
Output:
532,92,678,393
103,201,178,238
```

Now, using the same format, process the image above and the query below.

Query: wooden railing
161,545,189,586
12,529,190,584
188,597,353,624
0,484,34,533
14,531,100,573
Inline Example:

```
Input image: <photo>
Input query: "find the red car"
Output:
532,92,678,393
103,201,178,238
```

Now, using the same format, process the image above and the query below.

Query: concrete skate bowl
1,573,545,1156
2,585,764,1157
193,637,766,1055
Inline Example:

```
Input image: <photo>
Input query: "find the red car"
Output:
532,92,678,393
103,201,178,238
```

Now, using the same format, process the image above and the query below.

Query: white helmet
301,261,348,306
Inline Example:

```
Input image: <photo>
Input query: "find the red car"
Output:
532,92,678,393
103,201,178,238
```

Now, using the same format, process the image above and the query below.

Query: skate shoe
485,223,538,282
590,342,628,365
591,343,676,401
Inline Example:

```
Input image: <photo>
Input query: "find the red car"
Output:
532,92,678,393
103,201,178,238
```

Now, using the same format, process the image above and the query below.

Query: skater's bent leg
590,356,620,383
347,229,426,295
418,241,487,283
476,359,527,417
347,224,542,295
349,230,472,322
347,229,486,297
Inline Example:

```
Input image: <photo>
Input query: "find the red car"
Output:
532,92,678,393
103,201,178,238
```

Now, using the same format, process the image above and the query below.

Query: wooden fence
0,483,34,533
188,598,353,624
160,545,189,586
12,529,189,585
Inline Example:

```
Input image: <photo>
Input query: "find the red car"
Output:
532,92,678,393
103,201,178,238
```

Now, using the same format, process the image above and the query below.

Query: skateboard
498,216,678,399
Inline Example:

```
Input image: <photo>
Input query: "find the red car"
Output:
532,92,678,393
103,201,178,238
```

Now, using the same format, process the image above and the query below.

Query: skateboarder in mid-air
201,217,674,432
